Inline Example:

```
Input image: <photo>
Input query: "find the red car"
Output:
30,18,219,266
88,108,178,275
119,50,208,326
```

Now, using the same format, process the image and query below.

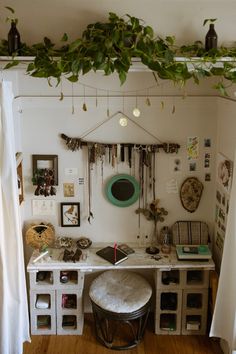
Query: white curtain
0,81,30,354
210,150,236,354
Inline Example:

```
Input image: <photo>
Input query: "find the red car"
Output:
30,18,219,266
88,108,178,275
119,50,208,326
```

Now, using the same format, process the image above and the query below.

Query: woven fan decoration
25,223,55,251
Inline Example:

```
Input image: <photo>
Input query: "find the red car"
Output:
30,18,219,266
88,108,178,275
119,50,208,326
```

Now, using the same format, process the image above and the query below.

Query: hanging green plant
1,10,236,94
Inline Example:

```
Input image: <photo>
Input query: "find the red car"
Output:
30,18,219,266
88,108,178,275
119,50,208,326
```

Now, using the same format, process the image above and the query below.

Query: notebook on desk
96,246,128,265
176,245,212,260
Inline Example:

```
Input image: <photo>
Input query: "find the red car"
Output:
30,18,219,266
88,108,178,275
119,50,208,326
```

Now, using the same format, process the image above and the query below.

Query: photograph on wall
204,138,211,148
189,162,196,172
205,173,211,181
217,152,233,194
215,232,224,252
63,183,75,197
61,202,80,227
187,136,199,160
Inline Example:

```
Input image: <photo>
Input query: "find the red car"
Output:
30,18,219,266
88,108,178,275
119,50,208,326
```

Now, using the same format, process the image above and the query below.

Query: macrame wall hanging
60,111,180,224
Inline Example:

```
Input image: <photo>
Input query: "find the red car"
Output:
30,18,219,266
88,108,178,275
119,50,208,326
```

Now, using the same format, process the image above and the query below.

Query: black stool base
91,300,151,350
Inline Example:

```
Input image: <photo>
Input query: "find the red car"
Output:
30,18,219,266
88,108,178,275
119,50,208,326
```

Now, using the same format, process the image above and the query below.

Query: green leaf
5,6,15,14
4,60,19,69
203,18,217,26
166,36,175,46
67,74,79,82
118,70,127,84
61,33,68,42
213,82,229,96
144,26,154,38
27,62,35,72
68,39,82,52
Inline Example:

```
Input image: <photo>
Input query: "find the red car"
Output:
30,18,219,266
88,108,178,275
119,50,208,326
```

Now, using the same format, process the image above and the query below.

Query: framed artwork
216,153,233,194
61,202,80,227
63,183,75,197
32,154,58,185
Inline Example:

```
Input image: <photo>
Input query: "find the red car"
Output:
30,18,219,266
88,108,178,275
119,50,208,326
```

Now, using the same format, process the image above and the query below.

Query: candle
114,242,117,263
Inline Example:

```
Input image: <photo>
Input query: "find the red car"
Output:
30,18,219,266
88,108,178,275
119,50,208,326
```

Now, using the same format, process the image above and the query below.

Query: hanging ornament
107,91,110,117
71,83,75,114
119,117,128,127
82,85,87,111
133,92,141,117
146,89,151,106
59,80,64,101
95,88,98,107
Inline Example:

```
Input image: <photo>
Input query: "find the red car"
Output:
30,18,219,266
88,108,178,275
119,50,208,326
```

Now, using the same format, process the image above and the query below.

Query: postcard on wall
63,183,75,197
187,136,199,160
216,153,233,194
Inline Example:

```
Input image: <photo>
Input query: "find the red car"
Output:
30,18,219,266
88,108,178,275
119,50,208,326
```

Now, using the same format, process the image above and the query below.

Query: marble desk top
27,245,215,272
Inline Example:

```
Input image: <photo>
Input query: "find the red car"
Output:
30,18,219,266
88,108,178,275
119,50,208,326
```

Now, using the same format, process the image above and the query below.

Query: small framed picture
32,154,58,185
61,202,80,227
63,183,75,197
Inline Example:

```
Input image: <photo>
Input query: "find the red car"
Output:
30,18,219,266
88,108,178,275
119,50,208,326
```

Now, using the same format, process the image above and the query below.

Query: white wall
1,0,236,46
16,72,218,263
213,97,236,269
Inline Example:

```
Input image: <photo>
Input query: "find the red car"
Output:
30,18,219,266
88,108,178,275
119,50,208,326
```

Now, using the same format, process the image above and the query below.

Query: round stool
89,270,152,350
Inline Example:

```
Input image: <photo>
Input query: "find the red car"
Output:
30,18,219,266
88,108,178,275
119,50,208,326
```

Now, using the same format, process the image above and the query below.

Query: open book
96,246,128,265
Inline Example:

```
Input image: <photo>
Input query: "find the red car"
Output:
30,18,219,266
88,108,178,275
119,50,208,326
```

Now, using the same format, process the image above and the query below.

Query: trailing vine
1,11,236,95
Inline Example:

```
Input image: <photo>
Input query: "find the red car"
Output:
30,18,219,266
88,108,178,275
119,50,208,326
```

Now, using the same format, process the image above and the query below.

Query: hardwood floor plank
23,314,223,354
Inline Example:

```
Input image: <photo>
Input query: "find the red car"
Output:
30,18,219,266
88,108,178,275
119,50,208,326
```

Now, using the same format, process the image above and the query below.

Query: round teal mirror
105,174,140,207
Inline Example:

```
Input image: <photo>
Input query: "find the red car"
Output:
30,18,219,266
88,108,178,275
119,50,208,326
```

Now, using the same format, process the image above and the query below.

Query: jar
161,227,171,254
60,271,69,283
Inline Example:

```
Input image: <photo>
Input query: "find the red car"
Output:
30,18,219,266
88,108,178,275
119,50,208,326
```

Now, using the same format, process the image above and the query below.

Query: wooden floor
23,314,223,354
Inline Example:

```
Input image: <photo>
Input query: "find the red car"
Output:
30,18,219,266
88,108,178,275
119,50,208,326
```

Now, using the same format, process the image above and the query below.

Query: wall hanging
60,202,80,227
60,110,180,223
180,177,203,213
25,222,55,251
32,154,58,197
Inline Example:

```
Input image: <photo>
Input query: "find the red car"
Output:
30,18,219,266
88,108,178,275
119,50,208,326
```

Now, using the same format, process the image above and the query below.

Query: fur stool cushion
89,270,152,313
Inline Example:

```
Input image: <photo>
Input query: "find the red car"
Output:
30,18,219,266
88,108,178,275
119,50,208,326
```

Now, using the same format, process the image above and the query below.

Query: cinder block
155,311,181,335
181,309,207,335
156,289,182,313
182,269,209,289
56,313,84,335
155,269,183,289
56,289,84,335
182,289,208,312
30,310,56,335
29,270,55,290
30,289,56,335
54,269,84,289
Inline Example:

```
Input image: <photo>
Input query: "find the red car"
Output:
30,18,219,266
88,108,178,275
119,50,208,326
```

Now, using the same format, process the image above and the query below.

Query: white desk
27,246,215,336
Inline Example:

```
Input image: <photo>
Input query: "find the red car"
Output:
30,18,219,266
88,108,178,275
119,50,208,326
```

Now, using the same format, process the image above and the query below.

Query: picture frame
32,154,58,185
216,152,233,194
61,202,80,227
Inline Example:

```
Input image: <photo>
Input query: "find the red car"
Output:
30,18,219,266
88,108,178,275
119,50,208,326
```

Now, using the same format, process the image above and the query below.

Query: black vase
205,23,217,51
8,21,21,55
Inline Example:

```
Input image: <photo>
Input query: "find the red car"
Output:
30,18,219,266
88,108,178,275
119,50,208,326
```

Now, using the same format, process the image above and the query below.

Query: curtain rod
13,94,230,99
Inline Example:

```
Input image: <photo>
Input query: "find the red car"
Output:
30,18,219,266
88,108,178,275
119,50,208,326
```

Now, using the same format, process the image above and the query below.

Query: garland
1,12,236,95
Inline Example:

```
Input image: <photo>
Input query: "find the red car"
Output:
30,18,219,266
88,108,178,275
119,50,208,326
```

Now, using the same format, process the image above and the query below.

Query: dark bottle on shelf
205,23,217,51
8,20,21,55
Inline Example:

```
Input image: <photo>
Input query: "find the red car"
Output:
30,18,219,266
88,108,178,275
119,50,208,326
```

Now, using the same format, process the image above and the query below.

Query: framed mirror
105,174,140,207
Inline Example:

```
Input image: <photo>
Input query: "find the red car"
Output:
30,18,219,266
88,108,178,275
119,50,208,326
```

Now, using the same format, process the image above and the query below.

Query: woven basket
25,223,55,250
